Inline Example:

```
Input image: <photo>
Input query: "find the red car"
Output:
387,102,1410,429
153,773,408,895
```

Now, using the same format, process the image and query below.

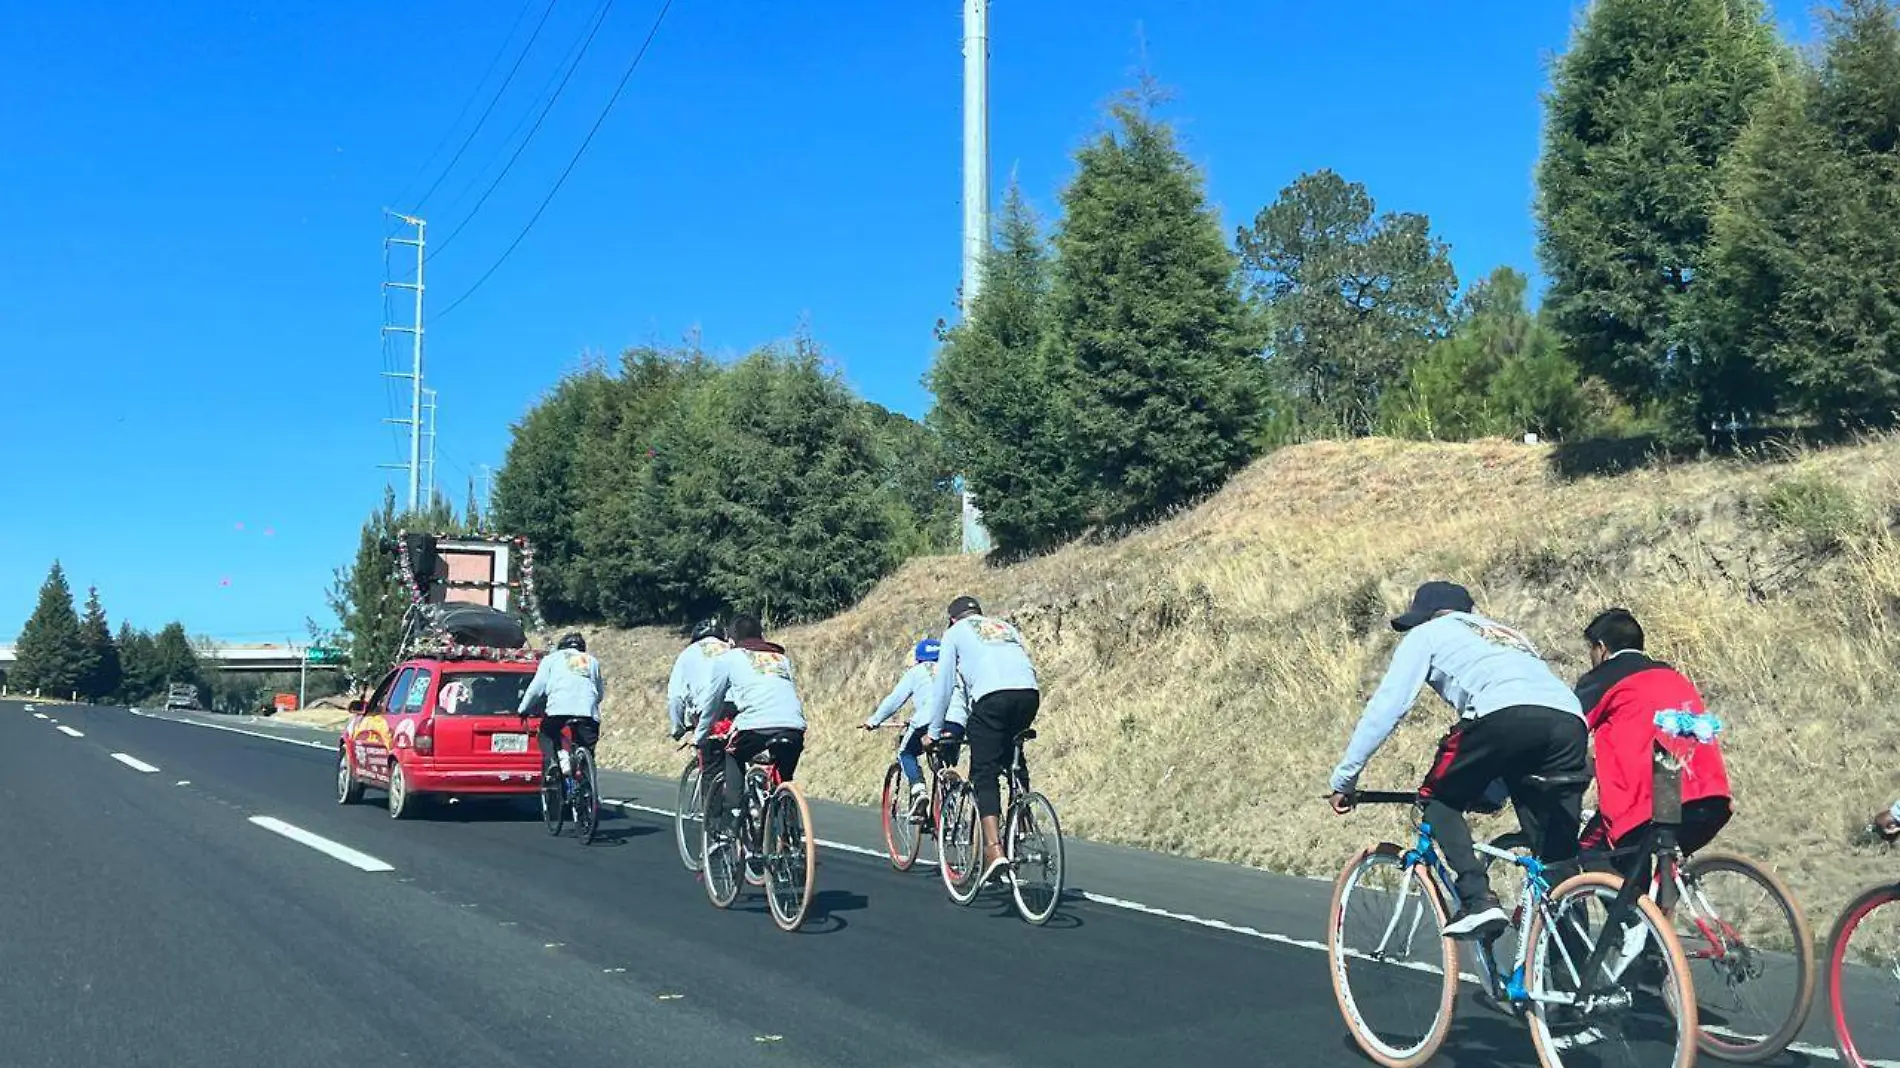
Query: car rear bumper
402,762,544,794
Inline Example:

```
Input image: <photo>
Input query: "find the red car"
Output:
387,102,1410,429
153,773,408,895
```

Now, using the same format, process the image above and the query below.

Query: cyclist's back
693,615,807,815
520,632,604,772
932,595,1039,883
667,619,731,739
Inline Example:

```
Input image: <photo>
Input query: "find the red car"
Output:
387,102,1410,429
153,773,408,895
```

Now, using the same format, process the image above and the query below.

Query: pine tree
930,183,1091,555
76,587,121,702
116,622,162,704
150,622,203,690
1050,91,1266,526
12,562,86,696
327,488,407,687
1537,0,1784,413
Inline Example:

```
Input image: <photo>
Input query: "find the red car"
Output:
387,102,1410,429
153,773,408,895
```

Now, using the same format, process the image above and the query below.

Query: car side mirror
348,699,367,713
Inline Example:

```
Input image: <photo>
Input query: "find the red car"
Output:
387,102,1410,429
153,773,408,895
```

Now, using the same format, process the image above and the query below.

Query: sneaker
909,783,930,817
1443,900,1510,940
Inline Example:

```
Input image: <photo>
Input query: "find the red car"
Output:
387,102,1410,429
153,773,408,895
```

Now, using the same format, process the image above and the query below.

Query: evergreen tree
116,622,162,703
1238,169,1457,437
1699,0,1900,426
1050,92,1266,526
493,367,611,622
76,587,121,702
12,562,86,696
327,489,407,687
930,183,1091,555
149,622,203,690
1537,0,1783,412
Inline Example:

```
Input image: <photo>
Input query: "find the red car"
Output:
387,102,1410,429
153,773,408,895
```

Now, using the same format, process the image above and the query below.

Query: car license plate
491,733,528,754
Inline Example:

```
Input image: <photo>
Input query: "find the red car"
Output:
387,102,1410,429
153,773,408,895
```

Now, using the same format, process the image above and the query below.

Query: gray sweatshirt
867,661,969,732
693,639,808,743
1329,612,1582,794
517,648,605,722
666,637,731,734
931,614,1038,734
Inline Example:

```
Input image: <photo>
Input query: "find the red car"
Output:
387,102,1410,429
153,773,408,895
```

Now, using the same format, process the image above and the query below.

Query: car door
430,668,539,775
352,666,413,784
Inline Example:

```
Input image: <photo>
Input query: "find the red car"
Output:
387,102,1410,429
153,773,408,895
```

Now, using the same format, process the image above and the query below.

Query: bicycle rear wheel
1526,870,1697,1068
1007,791,1063,925
572,749,599,845
1328,842,1458,1068
1826,881,1900,1068
764,783,817,932
675,759,704,871
699,774,741,910
881,762,922,872
1676,851,1814,1063
540,762,564,837
938,779,982,905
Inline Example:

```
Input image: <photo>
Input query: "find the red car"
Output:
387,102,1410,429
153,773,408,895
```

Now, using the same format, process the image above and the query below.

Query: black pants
967,690,1039,818
537,716,599,774
1418,705,1589,909
720,729,804,813
1584,797,1733,895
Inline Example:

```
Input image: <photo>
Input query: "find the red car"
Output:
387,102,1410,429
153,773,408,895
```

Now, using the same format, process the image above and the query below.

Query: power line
390,0,540,211
428,0,618,262
409,0,563,214
436,0,675,321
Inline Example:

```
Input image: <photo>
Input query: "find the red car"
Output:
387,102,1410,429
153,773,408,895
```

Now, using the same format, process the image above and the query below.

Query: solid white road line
132,710,332,751
56,725,83,738
111,753,160,773
247,816,394,873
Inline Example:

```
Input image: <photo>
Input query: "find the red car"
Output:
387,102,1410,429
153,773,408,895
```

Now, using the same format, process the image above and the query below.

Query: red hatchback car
335,655,544,818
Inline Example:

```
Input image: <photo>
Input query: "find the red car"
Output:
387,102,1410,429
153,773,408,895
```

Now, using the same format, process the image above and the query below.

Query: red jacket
1574,652,1730,843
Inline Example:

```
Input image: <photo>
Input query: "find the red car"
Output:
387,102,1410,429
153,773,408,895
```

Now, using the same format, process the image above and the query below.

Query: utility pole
423,387,439,507
380,212,427,513
959,0,995,555
478,463,493,523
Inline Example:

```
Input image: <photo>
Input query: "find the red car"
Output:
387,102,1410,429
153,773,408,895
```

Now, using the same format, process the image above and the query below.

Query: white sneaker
909,783,930,817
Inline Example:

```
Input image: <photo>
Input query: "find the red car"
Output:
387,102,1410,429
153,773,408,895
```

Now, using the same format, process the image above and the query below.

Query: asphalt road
0,700,1867,1067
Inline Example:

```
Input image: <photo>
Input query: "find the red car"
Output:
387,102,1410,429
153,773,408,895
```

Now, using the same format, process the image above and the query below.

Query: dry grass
273,708,351,732
577,434,1900,934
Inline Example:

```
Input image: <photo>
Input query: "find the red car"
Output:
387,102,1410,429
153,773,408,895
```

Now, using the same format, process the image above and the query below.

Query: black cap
1391,581,1474,632
946,595,982,621
557,631,587,652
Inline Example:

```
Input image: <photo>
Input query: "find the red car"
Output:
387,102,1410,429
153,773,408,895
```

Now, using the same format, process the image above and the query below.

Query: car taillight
414,716,435,756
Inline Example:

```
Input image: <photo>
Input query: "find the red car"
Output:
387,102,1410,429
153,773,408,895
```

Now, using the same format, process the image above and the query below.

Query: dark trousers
720,729,804,813
1419,705,1589,909
1582,797,1733,895
537,716,599,773
967,690,1040,817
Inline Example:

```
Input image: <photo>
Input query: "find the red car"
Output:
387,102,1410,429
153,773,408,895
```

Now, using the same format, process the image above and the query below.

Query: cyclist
861,638,968,816
692,614,807,821
1327,581,1587,939
667,618,730,739
518,632,604,781
1573,607,1731,892
931,595,1039,885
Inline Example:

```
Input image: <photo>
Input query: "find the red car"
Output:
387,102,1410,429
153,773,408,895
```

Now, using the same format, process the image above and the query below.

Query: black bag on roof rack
417,602,526,650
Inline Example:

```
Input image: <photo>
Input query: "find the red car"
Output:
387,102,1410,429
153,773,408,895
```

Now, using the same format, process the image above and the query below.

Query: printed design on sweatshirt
748,651,794,681
971,618,1022,646
559,651,596,675
696,639,730,659
1456,618,1541,657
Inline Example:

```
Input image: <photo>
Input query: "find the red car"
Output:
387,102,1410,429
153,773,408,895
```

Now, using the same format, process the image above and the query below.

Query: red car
335,655,544,818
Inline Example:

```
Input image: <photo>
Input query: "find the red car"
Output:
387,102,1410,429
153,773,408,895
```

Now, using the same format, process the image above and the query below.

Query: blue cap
914,638,941,663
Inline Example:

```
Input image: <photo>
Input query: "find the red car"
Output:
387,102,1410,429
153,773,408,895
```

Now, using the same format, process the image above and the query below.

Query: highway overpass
0,642,317,677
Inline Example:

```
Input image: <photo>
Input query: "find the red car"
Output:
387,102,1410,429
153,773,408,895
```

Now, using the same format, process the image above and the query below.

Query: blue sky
0,0,1818,642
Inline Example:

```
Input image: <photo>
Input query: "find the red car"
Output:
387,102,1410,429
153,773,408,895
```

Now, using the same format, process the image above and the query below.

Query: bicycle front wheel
881,762,921,872
699,775,741,910
572,749,599,845
1826,880,1900,1068
1328,843,1458,1068
1007,791,1063,925
1526,870,1697,1068
1676,851,1814,1063
674,759,704,872
540,763,564,837
764,783,817,932
938,778,982,905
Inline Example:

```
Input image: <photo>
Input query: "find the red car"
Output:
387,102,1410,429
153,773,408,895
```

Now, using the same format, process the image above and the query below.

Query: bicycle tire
938,779,982,905
572,749,599,845
1525,869,1698,1068
540,763,564,836
881,762,922,872
1327,842,1458,1068
699,773,741,910
1825,880,1900,1068
1007,791,1064,925
674,759,704,872
1678,850,1815,1063
742,772,768,889
764,783,817,932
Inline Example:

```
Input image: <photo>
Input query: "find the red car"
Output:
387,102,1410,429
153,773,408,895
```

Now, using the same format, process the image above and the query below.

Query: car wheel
387,760,413,819
337,750,364,805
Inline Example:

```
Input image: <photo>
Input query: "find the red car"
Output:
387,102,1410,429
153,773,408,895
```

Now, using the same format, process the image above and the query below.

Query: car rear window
436,672,533,717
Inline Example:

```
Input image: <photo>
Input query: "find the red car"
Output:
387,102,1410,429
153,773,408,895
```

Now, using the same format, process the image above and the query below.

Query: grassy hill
589,434,1900,929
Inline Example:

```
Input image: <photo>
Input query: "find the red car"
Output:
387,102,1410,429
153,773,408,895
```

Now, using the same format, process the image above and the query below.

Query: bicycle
698,731,817,932
1822,818,1900,1068
873,725,961,872
672,716,734,873
535,719,599,846
937,727,1063,925
1328,764,1699,1068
